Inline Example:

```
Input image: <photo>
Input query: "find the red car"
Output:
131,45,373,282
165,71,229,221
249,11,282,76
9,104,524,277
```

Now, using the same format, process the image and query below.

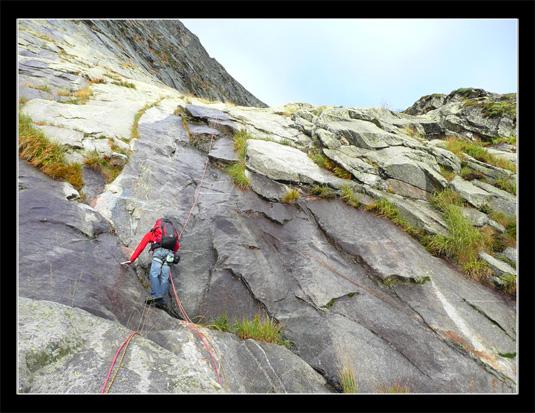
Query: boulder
245,139,348,188
371,146,448,193
62,182,80,200
449,176,491,209
461,207,505,232
503,247,517,264
208,137,239,164
321,119,404,149
479,252,516,276
323,147,383,188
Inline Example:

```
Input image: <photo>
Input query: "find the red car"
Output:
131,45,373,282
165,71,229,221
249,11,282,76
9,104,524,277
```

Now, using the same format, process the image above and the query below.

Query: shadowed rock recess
18,20,517,393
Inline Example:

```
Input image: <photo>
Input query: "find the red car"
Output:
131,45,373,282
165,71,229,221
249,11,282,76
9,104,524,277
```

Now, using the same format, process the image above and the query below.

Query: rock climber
122,216,181,308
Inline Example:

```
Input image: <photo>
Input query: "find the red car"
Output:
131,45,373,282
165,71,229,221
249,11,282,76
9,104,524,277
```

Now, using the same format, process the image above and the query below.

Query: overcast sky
180,19,517,110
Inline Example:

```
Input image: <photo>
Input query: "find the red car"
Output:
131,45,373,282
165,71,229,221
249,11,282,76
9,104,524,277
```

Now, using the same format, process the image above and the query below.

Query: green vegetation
494,178,516,195
108,139,132,157
365,198,422,238
29,84,51,93
308,147,336,170
488,210,516,246
333,166,352,179
460,165,484,181
402,124,425,140
490,136,516,146
463,95,516,119
482,100,516,119
340,184,360,208
498,351,516,359
233,130,252,160
426,191,491,280
208,314,290,348
307,147,352,179
63,86,94,105
281,187,300,204
310,184,336,199
18,113,83,190
131,98,164,140
338,356,358,393
379,382,411,393
222,130,255,190
430,188,464,210
445,137,516,173
112,80,136,89
499,273,516,296
83,151,124,183
439,167,456,182
454,88,477,97
19,96,29,106
57,89,72,97
225,162,250,189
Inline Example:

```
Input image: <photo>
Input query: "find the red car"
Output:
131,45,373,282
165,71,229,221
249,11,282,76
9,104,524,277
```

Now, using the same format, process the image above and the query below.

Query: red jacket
129,230,180,263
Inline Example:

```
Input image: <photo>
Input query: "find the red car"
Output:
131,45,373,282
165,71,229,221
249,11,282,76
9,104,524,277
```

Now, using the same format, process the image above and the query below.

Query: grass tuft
18,113,83,190
310,184,336,199
337,355,358,393
225,162,250,189
84,151,124,183
131,98,164,140
281,187,300,203
460,165,484,181
29,84,51,93
340,184,360,208
446,137,516,172
494,178,516,195
233,130,252,160
490,136,516,146
439,167,456,182
430,188,464,211
112,80,136,89
366,198,422,238
308,148,336,170
379,382,411,393
488,210,516,246
481,101,516,119
208,314,290,347
63,86,93,105
498,273,516,296
426,202,492,280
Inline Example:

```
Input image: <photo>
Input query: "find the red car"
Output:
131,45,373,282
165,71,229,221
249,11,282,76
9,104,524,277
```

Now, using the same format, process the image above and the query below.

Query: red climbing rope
169,268,223,385
100,331,138,394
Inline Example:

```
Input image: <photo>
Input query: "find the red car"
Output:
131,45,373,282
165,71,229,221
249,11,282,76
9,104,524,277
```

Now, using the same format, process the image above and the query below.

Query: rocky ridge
18,19,517,393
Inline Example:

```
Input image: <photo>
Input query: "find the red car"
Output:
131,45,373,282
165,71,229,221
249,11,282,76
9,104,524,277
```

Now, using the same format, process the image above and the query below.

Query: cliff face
19,19,266,107
18,19,517,394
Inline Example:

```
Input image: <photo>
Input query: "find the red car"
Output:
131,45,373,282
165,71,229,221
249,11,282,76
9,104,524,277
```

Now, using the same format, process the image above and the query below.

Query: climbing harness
101,134,222,393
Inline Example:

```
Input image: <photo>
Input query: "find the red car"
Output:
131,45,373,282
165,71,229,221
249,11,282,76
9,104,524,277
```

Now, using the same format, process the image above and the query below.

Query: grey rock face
403,94,446,115
83,20,266,107
19,297,328,393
